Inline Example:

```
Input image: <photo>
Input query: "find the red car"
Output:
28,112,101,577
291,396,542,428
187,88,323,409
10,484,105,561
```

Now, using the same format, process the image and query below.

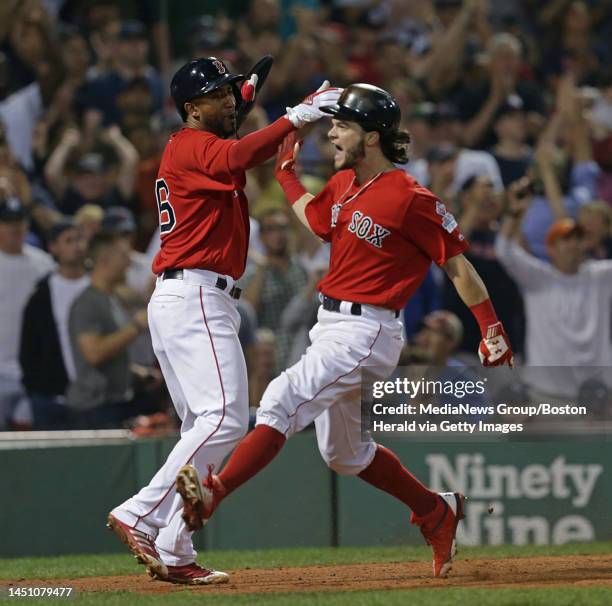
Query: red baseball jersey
305,169,469,310
152,128,249,279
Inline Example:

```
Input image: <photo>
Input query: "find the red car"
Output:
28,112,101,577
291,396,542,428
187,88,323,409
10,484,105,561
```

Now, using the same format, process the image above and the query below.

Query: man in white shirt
495,181,612,397
20,220,90,429
0,197,54,429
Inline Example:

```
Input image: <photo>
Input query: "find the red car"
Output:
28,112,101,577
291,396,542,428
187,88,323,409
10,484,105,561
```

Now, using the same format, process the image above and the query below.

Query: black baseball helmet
321,83,400,133
171,57,244,121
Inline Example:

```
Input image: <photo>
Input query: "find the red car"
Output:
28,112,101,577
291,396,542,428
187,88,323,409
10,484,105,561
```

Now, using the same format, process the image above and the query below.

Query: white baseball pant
111,269,249,566
256,304,404,475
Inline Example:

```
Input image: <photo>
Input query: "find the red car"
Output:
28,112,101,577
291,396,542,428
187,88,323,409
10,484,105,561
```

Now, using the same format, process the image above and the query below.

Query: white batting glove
285,81,343,128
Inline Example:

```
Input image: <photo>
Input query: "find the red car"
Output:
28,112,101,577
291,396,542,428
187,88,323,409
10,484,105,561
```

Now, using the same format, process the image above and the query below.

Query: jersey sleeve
304,172,351,242
183,118,294,187
193,134,237,184
402,191,469,265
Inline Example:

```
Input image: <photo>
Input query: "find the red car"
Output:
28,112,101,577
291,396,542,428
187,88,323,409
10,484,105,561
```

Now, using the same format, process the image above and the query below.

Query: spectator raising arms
495,178,612,395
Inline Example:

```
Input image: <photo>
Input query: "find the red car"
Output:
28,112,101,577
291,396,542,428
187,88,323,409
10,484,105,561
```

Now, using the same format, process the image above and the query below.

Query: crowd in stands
1,0,611,431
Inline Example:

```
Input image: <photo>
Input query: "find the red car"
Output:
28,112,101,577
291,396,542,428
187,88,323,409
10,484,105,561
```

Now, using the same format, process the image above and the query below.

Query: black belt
161,269,241,300
321,295,400,318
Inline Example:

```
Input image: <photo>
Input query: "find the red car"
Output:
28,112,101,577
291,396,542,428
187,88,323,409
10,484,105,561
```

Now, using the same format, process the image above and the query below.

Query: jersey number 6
155,178,176,235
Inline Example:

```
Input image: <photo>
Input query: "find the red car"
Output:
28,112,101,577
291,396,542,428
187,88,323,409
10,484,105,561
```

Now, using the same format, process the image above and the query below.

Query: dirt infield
7,554,612,595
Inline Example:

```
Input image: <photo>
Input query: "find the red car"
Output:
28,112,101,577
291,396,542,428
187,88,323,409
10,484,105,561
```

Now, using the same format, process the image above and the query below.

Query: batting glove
478,322,514,368
285,81,343,128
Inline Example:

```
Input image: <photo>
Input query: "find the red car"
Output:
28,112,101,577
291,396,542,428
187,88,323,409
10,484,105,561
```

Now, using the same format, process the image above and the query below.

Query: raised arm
44,127,82,199
228,83,342,175
273,131,318,233
100,126,139,200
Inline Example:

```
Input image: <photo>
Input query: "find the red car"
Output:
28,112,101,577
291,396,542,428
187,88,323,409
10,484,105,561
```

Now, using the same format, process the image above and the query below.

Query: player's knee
319,441,375,476
319,451,361,476
327,458,363,476
256,388,293,435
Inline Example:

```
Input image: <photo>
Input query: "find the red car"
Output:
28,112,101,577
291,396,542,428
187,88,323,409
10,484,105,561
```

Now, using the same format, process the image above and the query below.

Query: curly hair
379,129,411,164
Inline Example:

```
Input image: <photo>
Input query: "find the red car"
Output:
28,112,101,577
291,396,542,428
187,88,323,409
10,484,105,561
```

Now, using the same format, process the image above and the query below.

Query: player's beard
205,114,236,139
334,137,366,171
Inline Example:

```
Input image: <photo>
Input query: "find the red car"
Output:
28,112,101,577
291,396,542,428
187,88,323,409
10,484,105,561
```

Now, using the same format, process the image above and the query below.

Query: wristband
469,298,498,337
277,170,307,205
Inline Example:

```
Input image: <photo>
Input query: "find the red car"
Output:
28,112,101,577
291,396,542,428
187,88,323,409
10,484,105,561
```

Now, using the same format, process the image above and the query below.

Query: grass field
2,542,611,605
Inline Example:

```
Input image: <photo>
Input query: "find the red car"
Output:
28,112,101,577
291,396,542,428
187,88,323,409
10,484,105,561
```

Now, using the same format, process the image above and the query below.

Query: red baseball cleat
160,562,230,585
106,514,167,578
411,492,466,578
176,465,225,531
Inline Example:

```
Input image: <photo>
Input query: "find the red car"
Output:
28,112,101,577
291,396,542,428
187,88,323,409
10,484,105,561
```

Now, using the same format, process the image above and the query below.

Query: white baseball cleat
159,562,230,585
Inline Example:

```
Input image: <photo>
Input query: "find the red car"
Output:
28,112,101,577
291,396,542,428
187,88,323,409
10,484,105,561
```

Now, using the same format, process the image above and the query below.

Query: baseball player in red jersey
106,56,342,585
176,84,513,579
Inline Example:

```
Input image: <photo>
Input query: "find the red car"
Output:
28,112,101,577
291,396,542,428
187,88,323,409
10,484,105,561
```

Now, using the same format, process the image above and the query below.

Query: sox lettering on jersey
348,211,391,249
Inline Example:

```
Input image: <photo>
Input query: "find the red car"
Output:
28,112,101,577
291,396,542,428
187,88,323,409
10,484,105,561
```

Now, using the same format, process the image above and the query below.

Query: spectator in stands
87,18,120,80
67,231,160,428
0,1,62,172
578,200,612,259
0,195,54,430
44,125,138,215
521,73,600,259
242,209,308,371
496,180,612,393
454,32,545,149
0,123,61,240
101,206,155,368
74,203,103,247
401,310,464,367
539,1,608,89
101,206,153,297
81,19,163,131
406,103,504,200
399,102,435,186
19,220,89,429
490,95,532,187
410,0,491,99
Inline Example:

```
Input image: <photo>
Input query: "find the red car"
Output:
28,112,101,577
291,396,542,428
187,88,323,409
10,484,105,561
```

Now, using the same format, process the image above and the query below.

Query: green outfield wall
1,433,610,557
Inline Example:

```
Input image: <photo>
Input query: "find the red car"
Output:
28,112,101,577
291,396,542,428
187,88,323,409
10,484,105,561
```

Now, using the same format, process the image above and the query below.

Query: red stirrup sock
218,424,286,494
358,445,438,517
